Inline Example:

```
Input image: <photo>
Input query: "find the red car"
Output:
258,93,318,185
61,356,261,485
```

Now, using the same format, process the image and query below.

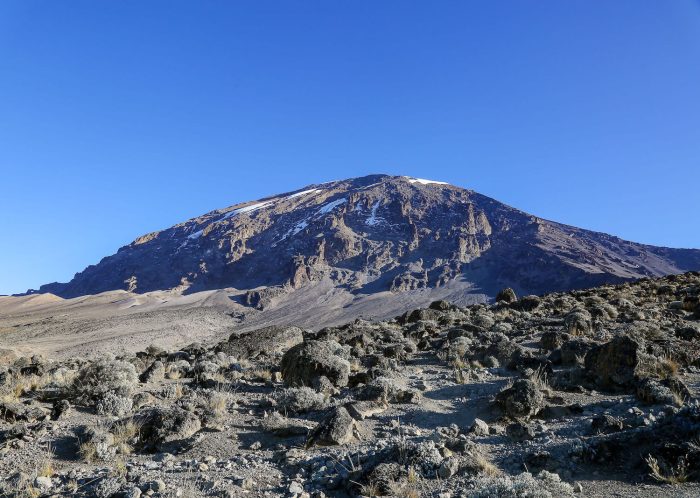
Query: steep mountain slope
36,174,700,303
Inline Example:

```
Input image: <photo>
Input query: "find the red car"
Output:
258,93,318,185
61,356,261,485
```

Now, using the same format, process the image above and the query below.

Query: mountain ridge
34,174,700,303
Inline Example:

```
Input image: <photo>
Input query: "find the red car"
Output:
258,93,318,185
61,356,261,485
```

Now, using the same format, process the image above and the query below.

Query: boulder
506,421,535,441
280,340,350,388
496,288,518,304
307,407,355,446
564,310,592,336
469,418,490,436
584,336,653,388
560,338,594,365
635,377,690,406
590,414,624,434
140,360,165,383
136,407,201,453
220,325,304,361
0,401,46,422
495,379,544,419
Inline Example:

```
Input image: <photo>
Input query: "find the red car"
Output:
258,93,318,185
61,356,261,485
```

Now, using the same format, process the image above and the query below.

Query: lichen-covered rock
560,338,594,365
584,336,653,388
307,406,355,446
220,325,304,360
496,288,517,304
273,387,328,413
495,379,544,419
140,360,165,383
136,407,201,453
281,340,351,388
635,377,690,406
358,376,420,404
564,310,592,336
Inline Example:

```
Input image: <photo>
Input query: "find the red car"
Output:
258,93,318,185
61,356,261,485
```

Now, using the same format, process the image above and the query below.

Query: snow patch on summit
404,177,449,186
222,201,273,220
285,188,321,200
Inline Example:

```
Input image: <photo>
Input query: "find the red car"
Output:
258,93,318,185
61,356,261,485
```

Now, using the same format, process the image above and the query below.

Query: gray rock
469,418,490,436
221,325,304,360
584,336,656,388
496,288,518,304
495,379,544,419
136,407,201,453
438,456,460,478
307,407,355,446
281,340,350,388
506,421,535,441
140,360,165,383
34,476,52,491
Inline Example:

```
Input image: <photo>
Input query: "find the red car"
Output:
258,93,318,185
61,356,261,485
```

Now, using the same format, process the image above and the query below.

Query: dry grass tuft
112,419,141,455
529,366,550,392
0,373,49,402
36,444,56,478
206,390,229,419
646,454,689,484
359,480,381,496
78,441,98,463
246,368,273,382
657,356,679,380
474,453,501,477
112,457,128,479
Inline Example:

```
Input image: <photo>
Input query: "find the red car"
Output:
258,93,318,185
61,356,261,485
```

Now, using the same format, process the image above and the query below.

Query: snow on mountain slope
34,174,700,305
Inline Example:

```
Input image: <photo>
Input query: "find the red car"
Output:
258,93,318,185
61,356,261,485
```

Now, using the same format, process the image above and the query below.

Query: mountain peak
36,176,700,303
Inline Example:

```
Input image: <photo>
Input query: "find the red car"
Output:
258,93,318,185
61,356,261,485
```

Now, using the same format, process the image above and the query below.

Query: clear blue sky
1,1,699,295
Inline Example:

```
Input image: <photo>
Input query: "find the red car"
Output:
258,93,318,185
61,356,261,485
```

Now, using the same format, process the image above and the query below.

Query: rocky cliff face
37,174,700,301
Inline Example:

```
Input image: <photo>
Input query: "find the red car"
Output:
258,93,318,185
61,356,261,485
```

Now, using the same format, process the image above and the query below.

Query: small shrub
466,471,576,497
96,392,133,417
70,359,137,403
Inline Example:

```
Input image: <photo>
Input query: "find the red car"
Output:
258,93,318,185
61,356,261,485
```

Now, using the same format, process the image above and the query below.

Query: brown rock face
34,174,700,302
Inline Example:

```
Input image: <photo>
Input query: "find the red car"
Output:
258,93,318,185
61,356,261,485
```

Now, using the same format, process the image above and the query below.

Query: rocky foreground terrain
2,272,700,497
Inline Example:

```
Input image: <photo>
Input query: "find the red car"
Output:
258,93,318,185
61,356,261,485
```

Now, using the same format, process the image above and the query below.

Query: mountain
36,174,700,306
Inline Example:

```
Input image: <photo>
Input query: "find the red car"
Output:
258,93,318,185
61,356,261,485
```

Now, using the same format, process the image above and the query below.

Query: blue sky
1,1,699,295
